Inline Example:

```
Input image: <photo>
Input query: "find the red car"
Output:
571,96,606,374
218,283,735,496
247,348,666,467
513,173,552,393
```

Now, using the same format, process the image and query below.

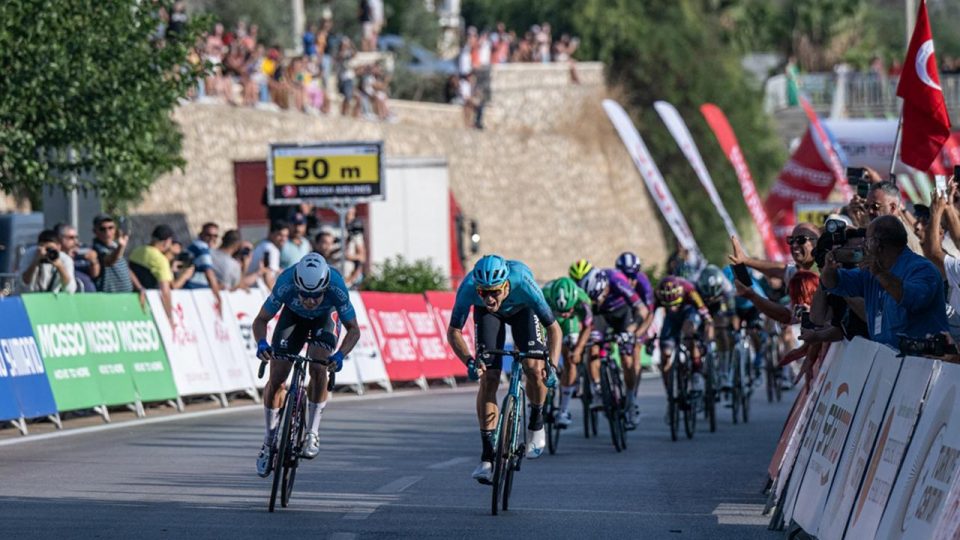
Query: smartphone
733,263,752,287
118,216,129,235
936,175,948,196
800,311,815,330
954,165,960,183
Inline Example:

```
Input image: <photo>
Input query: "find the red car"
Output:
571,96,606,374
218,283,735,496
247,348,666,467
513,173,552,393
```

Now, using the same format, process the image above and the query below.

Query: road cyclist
541,276,594,429
446,255,563,485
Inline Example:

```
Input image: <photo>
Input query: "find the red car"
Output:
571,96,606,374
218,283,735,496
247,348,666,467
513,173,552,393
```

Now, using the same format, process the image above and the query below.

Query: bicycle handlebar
257,353,335,379
480,349,548,361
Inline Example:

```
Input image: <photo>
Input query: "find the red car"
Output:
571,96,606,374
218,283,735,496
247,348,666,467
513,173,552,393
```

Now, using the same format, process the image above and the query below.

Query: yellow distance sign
273,154,380,186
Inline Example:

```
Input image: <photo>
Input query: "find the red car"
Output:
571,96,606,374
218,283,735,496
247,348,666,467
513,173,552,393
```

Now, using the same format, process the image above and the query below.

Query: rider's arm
448,279,476,365
252,304,276,343
545,321,563,368
338,318,361,357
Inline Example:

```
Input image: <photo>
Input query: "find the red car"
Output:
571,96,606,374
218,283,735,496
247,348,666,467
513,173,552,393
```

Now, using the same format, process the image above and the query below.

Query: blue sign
0,297,57,419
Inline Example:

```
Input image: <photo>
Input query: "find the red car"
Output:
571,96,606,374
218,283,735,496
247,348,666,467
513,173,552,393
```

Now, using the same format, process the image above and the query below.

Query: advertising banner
655,101,741,243
701,103,785,261
768,384,809,479
799,96,853,200
22,294,139,410
423,291,470,377
75,294,178,403
147,290,223,397
191,289,257,393
875,362,960,539
0,297,56,420
347,292,391,387
362,292,424,382
817,347,902,540
602,99,700,254
225,287,268,389
792,338,879,533
268,141,385,204
845,357,935,539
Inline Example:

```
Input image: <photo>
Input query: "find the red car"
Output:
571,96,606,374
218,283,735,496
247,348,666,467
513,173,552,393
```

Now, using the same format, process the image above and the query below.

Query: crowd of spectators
11,207,367,328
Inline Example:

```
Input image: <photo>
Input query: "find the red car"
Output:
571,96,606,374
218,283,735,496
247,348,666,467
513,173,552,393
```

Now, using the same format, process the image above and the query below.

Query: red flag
896,0,951,171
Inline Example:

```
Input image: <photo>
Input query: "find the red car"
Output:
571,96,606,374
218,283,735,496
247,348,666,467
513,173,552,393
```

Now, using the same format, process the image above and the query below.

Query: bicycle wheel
770,343,783,402
705,354,717,433
731,351,742,425
680,360,696,440
599,364,622,452
741,377,751,424
281,395,307,508
269,388,295,513
491,394,516,516
611,366,628,450
765,359,775,403
580,373,592,439
503,392,525,512
546,389,560,455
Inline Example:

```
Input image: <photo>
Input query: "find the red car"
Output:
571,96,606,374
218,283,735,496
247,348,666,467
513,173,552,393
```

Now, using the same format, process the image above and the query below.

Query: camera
235,246,251,259
175,250,195,268
824,218,865,246
847,167,870,198
898,333,956,357
814,219,866,269
44,246,60,263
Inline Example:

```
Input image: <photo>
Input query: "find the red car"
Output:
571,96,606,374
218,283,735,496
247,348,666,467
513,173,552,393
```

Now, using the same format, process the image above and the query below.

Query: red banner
361,292,463,382
765,128,836,242
701,104,786,262
800,96,854,200
424,291,472,377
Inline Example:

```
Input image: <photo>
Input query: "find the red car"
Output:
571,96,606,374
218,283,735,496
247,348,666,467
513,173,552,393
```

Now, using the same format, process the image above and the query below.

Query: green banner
74,294,178,403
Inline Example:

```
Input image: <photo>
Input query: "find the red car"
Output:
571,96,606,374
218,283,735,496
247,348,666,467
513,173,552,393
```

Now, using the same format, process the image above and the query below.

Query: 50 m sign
268,142,384,204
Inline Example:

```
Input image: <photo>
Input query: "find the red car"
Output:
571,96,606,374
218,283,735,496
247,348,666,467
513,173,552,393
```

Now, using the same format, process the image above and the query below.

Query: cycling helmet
568,259,593,282
656,276,685,306
548,277,580,312
295,253,331,296
615,251,642,277
473,255,510,289
584,270,609,301
697,265,726,299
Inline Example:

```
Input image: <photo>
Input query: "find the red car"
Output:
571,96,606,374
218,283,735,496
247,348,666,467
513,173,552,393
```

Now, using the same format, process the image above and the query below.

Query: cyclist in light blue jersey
447,255,562,484
252,253,361,477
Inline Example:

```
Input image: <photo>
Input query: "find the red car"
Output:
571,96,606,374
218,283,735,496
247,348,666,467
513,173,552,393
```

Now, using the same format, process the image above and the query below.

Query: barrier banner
362,292,456,380
225,287,268,389
74,294,178,403
0,297,56,420
791,338,878,533
933,463,960,538
768,384,809,479
845,357,935,539
602,99,700,254
191,289,257,392
817,347,902,540
347,292,391,387
423,291,470,377
875,362,960,539
147,290,222,397
655,101,741,243
362,292,424,382
22,294,138,410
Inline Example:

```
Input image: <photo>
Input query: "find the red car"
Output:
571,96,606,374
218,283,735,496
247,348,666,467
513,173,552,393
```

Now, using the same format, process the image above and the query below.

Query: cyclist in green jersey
542,277,594,427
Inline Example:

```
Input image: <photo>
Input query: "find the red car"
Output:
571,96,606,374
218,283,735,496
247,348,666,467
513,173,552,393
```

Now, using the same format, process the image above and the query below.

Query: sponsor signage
267,142,384,204
0,297,56,420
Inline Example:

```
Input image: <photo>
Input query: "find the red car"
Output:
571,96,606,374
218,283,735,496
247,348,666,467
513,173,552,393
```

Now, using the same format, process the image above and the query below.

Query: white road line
374,475,423,494
342,507,378,521
426,456,472,470
0,387,475,448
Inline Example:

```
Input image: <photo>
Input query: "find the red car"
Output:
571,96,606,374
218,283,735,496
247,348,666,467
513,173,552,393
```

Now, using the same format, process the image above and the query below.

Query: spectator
129,225,177,326
922,190,960,344
55,223,99,292
91,215,138,294
314,228,340,264
280,213,313,269
166,240,197,289
865,181,923,253
730,223,819,283
337,38,358,117
211,229,258,291
303,24,318,59
248,220,289,289
821,215,947,349
17,229,76,293
185,222,224,310
359,0,375,52
343,207,367,288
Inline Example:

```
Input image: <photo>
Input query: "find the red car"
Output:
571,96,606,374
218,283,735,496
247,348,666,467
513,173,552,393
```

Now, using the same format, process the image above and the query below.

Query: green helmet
546,277,580,313
568,259,593,282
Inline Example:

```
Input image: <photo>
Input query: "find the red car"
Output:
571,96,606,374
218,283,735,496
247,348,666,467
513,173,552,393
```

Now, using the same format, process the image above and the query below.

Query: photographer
865,181,923,253
55,223,99,292
167,241,197,290
247,220,288,289
211,230,264,290
17,229,76,293
821,215,947,349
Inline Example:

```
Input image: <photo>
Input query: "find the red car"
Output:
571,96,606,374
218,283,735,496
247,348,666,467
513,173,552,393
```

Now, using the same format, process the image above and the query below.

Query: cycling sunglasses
299,290,325,300
476,285,507,298
786,235,815,246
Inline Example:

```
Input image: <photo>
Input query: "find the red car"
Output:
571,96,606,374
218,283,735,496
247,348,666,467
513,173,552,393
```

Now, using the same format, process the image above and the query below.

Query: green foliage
362,255,448,293
0,0,207,212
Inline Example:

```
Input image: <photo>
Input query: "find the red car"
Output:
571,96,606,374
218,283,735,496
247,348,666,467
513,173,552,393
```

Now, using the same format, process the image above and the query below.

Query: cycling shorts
474,306,547,371
592,306,636,355
271,306,340,354
659,305,702,348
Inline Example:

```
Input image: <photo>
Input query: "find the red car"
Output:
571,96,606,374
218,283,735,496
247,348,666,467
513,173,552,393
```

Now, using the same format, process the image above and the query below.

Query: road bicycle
480,348,553,516
258,353,335,513
665,339,699,441
729,326,752,424
544,382,562,455
763,326,784,403
578,357,600,439
594,332,629,452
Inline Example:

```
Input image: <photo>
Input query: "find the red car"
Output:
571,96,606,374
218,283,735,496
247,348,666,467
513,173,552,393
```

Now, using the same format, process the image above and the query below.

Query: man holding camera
821,215,946,349
865,181,923,254
17,229,76,293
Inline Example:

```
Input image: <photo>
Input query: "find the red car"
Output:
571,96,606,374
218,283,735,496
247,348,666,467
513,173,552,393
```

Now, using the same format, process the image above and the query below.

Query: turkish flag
896,0,951,171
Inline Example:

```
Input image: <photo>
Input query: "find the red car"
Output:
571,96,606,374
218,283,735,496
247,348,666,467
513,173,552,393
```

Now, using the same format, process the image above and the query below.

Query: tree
0,0,207,211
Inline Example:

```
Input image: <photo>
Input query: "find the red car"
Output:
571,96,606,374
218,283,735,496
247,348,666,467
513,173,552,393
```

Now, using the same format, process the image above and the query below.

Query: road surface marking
375,475,423,494
427,457,472,470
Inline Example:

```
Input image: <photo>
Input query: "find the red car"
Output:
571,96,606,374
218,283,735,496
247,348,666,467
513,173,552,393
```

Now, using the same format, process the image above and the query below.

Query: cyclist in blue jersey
252,253,361,477
722,265,768,379
447,255,562,484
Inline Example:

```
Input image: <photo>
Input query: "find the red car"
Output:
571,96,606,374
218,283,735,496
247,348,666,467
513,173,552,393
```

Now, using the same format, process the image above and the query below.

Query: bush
362,256,448,293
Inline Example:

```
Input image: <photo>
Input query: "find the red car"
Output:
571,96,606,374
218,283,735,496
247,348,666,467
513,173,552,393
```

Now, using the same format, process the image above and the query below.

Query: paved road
0,378,792,539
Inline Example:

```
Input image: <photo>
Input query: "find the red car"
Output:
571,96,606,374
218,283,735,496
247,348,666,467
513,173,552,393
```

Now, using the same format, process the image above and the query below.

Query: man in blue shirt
821,215,947,349
447,255,562,484
185,222,225,313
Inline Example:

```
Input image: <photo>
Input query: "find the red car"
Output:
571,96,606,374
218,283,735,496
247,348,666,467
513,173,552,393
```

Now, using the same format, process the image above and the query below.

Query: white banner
347,292,391,389
844,357,936,539
224,288,268,389
654,101,741,243
191,289,257,394
602,99,700,253
816,347,903,540
146,290,222,397
792,338,879,533
876,362,960,540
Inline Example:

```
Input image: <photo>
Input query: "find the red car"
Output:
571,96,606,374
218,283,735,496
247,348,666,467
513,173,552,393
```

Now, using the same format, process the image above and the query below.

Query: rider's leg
559,342,578,415
474,306,504,464
263,308,305,446
305,345,333,435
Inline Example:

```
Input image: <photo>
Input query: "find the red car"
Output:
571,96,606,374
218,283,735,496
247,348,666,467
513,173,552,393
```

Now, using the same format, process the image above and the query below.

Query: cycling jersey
542,279,593,335
700,278,736,318
262,266,356,322
597,269,642,314
655,277,709,318
450,260,556,329
632,272,655,308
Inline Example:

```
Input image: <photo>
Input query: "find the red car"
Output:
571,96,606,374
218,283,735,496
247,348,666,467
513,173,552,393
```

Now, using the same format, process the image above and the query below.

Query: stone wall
132,62,669,279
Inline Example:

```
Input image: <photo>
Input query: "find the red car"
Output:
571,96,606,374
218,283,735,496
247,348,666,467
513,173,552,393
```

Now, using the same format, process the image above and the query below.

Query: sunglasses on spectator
786,236,815,246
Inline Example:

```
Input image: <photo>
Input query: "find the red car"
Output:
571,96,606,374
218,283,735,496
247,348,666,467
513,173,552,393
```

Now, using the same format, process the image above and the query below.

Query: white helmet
294,253,331,295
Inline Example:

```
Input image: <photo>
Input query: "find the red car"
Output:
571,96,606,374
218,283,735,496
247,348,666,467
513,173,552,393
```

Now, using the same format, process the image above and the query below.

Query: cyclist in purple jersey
616,251,656,342
583,268,647,428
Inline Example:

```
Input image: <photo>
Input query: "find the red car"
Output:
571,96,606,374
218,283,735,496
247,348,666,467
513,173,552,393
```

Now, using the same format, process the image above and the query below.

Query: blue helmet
615,251,642,277
473,255,510,289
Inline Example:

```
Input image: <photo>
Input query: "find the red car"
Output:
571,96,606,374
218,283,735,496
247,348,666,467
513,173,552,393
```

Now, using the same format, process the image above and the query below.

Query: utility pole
292,0,305,54
906,0,917,50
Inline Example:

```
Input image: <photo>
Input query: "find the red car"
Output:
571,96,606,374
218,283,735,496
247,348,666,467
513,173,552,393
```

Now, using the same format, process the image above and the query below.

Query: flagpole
889,109,904,182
